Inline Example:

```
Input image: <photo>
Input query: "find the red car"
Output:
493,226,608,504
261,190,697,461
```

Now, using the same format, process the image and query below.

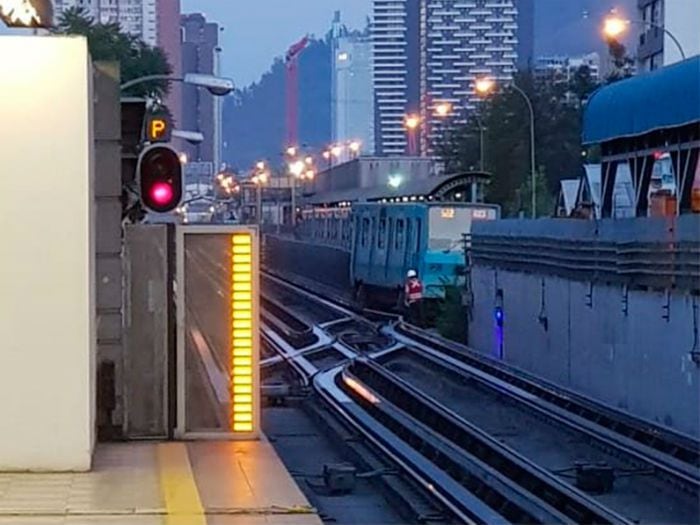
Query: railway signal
137,144,183,213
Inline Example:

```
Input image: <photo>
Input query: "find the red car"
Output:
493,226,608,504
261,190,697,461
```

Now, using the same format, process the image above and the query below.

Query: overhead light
388,174,403,189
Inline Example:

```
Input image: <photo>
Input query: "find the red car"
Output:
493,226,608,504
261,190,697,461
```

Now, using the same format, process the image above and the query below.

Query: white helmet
407,269,417,278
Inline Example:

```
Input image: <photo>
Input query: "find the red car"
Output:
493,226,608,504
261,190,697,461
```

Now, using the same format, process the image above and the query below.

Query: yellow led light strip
231,233,255,433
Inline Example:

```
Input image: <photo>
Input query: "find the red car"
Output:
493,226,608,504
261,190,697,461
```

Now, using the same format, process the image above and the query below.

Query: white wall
0,36,95,471
665,0,700,64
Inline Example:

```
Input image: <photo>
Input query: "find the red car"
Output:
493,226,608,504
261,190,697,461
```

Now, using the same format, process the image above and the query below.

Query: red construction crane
285,36,309,149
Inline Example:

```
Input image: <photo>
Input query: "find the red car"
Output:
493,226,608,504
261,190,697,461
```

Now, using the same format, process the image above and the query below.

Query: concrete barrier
469,217,700,437
264,235,351,291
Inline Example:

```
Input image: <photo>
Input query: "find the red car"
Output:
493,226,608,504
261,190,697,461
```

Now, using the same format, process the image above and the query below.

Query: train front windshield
428,206,497,251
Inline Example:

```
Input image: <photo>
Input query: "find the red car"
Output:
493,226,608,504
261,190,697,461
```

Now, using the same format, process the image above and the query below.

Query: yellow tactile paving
156,443,206,525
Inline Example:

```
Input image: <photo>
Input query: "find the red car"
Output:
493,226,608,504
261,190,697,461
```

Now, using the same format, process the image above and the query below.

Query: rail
260,296,318,349
342,359,631,525
393,322,700,486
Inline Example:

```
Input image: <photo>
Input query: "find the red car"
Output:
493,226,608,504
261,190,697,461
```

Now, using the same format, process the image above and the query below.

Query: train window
415,218,422,252
405,219,412,252
387,218,394,250
395,219,404,250
371,217,377,247
378,218,386,249
361,217,369,247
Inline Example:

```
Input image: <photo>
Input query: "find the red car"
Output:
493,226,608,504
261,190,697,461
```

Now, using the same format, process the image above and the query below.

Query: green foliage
52,7,171,97
435,118,484,174
506,167,557,218
437,70,591,217
606,39,635,83
437,286,468,343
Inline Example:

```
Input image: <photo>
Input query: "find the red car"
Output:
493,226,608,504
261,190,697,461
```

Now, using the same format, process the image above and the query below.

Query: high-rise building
372,0,532,156
156,0,182,132
331,13,375,155
637,0,700,72
52,0,158,46
372,0,421,156
181,13,220,167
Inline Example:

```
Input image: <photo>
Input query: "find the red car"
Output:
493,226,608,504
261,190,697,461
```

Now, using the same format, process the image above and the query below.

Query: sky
181,0,372,88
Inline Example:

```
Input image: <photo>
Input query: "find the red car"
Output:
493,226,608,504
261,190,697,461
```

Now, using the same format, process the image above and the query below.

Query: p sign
145,115,172,143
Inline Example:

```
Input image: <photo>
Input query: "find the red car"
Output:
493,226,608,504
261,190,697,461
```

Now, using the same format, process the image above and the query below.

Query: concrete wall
469,267,700,437
0,37,95,470
264,235,351,290
93,63,124,435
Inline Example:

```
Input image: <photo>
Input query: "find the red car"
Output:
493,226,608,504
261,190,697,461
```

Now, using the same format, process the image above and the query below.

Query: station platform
0,439,322,525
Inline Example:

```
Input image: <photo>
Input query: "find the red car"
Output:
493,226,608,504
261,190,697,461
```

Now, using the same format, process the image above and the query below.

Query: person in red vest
404,269,424,326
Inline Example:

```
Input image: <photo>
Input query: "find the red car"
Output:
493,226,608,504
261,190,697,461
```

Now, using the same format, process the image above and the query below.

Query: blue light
494,306,504,323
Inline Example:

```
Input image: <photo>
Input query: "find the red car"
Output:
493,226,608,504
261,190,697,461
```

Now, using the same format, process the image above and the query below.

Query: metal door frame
175,224,260,440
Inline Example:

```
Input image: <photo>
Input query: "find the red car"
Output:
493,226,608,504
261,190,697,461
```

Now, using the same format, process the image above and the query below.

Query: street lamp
404,114,420,130
476,77,537,218
288,159,308,226
435,102,452,118
252,163,268,226
120,73,235,95
0,0,52,28
331,145,344,158
602,13,686,60
404,114,421,156
348,140,362,156
289,160,305,177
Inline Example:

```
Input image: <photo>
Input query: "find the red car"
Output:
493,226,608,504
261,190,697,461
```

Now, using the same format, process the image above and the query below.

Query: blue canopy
582,56,700,145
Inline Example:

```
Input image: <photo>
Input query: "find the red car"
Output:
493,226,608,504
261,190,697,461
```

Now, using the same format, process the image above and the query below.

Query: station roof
582,56,700,145
303,172,489,205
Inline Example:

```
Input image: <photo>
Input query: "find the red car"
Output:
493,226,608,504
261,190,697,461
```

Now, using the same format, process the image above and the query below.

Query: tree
606,39,635,83
507,167,557,218
439,70,590,216
569,65,598,104
52,7,171,98
435,118,483,174
437,285,469,343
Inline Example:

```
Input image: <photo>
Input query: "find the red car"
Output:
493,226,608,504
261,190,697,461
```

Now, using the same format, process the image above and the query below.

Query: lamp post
603,13,686,60
404,114,420,156
476,77,537,218
288,159,305,227
120,73,235,95
252,162,268,226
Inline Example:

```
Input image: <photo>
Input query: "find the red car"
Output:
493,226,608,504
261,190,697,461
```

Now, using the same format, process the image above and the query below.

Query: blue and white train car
350,202,500,305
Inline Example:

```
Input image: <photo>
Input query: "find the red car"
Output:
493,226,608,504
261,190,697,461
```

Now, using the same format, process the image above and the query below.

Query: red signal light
150,182,174,205
137,145,183,213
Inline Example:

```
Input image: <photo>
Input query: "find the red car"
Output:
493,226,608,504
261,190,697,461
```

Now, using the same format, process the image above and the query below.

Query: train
296,201,501,307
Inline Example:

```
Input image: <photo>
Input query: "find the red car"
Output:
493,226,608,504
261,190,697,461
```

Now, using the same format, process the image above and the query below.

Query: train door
384,217,394,281
352,212,369,283
393,216,406,285
403,218,413,277
414,215,423,276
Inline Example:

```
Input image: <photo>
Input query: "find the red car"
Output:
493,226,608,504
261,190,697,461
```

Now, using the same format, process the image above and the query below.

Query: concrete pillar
0,36,96,471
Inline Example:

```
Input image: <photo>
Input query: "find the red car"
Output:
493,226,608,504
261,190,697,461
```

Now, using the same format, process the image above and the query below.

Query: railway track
260,271,700,524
